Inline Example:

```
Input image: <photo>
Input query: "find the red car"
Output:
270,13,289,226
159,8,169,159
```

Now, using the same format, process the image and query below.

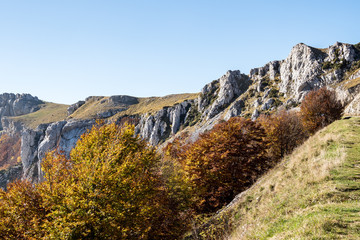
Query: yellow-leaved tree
38,122,188,239
0,122,190,239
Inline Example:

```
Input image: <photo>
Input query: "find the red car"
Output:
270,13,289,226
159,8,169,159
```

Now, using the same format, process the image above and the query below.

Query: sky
0,0,359,104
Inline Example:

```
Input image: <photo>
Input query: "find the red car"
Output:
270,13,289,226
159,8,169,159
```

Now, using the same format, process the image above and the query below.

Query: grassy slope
9,102,68,129
70,93,199,120
229,117,360,239
192,117,360,239
8,93,199,128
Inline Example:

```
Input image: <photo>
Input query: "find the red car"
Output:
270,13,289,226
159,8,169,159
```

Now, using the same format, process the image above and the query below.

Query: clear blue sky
0,0,359,104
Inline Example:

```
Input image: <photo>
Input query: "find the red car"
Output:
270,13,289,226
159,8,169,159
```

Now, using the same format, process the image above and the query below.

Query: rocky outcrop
199,70,251,120
135,100,193,145
250,61,281,81
108,95,139,106
279,43,326,100
278,42,360,101
67,100,85,115
344,92,360,115
0,93,43,130
21,119,95,183
224,99,245,120
1,117,24,136
136,71,251,145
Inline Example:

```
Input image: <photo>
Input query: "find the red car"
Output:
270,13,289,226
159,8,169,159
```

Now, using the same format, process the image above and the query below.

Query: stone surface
345,92,360,115
20,119,95,183
201,70,250,120
250,61,281,81
279,43,325,101
251,109,259,121
0,93,43,130
67,100,85,115
261,98,275,111
135,100,192,145
108,95,139,105
224,99,245,121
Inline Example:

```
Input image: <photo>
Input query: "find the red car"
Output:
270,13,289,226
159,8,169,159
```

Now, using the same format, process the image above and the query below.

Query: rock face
0,93,43,130
345,92,360,115
250,61,281,81
134,42,360,145
278,42,360,101
199,70,251,120
67,101,85,115
279,43,325,100
135,100,193,145
21,119,95,183
108,95,139,106
135,70,251,145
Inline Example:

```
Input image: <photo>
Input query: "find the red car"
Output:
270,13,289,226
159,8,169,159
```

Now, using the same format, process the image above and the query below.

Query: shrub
0,180,48,239
300,87,343,134
258,110,307,161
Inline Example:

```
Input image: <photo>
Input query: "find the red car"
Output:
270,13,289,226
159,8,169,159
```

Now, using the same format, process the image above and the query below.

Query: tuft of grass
10,102,68,129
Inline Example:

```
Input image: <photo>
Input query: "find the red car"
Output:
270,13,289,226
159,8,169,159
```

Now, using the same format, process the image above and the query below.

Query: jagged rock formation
200,70,250,120
20,119,95,183
1,41,360,188
135,100,193,145
135,70,250,145
67,100,85,115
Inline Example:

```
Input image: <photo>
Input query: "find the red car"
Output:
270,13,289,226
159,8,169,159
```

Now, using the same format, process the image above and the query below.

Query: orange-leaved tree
300,87,343,134
258,110,307,161
179,117,269,213
0,180,48,239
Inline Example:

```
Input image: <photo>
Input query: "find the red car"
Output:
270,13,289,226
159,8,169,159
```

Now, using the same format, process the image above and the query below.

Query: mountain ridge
0,41,359,189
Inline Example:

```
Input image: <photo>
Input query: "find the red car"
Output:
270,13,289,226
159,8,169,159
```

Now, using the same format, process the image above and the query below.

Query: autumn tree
300,87,343,134
0,180,48,239
258,110,307,161
179,117,269,213
38,123,189,239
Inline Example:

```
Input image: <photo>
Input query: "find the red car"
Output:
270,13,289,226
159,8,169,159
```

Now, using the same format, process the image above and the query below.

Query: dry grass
69,96,112,119
190,117,360,239
340,76,360,90
112,93,199,117
225,117,360,239
70,93,199,120
10,102,68,129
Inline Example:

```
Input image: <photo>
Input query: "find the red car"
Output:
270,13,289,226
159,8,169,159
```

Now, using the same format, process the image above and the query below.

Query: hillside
1,41,360,195
188,117,360,239
9,102,69,129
